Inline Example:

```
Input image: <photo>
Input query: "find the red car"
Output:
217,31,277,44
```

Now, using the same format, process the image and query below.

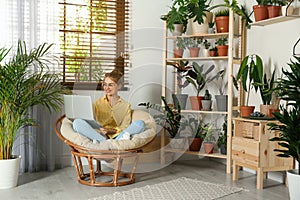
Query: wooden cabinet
160,9,246,174
232,117,294,189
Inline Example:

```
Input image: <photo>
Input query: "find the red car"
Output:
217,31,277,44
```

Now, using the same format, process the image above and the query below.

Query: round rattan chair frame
54,115,155,187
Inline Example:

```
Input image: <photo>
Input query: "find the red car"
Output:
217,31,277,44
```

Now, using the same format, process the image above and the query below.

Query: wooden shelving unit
161,10,247,174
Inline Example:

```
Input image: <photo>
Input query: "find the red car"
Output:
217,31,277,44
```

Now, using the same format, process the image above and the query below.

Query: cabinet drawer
235,120,260,140
232,137,260,167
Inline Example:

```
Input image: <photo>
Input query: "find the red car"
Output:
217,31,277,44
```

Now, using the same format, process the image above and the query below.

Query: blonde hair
104,69,124,84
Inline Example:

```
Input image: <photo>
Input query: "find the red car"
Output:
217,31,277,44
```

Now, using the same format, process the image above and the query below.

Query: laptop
63,95,101,129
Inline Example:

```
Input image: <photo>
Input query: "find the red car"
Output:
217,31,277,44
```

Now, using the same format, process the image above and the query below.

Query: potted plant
201,89,212,111
253,0,269,22
267,0,285,18
208,22,215,34
202,39,211,57
183,114,207,151
139,96,182,139
214,9,229,33
184,37,203,57
268,56,300,200
215,37,228,56
160,1,189,36
186,62,222,110
217,116,228,155
188,0,211,34
209,46,218,57
235,54,264,117
212,69,228,111
253,69,279,116
174,37,185,58
167,60,191,109
203,124,216,154
0,41,69,189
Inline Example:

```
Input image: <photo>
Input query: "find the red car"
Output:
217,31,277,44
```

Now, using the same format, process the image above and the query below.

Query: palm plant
268,56,300,175
0,41,70,160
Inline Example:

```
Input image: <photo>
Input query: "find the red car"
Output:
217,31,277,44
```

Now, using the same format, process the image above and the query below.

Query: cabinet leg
233,163,239,181
257,168,263,189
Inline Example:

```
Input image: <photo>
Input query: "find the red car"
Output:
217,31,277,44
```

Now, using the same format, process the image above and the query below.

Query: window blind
59,0,130,90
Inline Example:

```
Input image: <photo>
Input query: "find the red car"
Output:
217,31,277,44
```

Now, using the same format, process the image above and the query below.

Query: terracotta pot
253,5,268,22
189,138,203,151
215,16,229,33
209,50,217,57
174,49,184,58
189,47,200,57
240,106,255,117
216,45,228,56
189,96,204,110
267,5,281,18
269,108,280,117
203,142,214,154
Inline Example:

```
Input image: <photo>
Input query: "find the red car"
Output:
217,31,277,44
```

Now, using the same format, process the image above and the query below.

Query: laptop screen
63,95,94,120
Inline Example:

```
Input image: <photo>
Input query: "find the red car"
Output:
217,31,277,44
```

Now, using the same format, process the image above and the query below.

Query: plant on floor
268,56,300,175
139,96,182,138
0,41,70,160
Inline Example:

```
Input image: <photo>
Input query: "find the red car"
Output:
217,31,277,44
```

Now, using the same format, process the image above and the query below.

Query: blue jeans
72,119,146,142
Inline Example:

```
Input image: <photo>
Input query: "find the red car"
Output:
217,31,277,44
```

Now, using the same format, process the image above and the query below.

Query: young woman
72,69,145,142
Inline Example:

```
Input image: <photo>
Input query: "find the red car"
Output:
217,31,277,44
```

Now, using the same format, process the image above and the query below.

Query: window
59,0,130,90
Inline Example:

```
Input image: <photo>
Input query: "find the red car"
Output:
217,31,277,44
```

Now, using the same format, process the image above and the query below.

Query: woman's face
103,77,119,96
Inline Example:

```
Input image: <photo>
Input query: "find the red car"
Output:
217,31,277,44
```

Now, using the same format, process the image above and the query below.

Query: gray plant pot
215,95,228,111
172,94,188,109
201,100,212,111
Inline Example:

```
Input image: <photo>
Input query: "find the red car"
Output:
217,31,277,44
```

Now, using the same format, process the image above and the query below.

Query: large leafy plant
268,56,300,175
186,62,223,96
235,54,263,106
139,96,182,138
0,41,70,160
167,60,191,94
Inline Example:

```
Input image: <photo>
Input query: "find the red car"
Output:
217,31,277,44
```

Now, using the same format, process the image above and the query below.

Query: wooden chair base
71,150,139,187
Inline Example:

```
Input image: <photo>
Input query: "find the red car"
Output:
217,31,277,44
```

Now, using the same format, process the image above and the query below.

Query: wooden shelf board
166,57,228,61
165,148,227,159
167,32,229,39
181,110,227,115
250,15,300,26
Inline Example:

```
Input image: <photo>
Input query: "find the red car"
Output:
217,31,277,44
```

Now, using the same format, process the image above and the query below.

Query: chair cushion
60,109,157,151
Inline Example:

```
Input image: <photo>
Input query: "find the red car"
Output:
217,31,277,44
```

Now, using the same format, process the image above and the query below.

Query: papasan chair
54,109,156,187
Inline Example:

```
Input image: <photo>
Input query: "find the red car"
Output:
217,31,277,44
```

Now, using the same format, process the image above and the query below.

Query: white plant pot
202,49,210,57
281,5,294,16
0,155,21,189
287,169,300,200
